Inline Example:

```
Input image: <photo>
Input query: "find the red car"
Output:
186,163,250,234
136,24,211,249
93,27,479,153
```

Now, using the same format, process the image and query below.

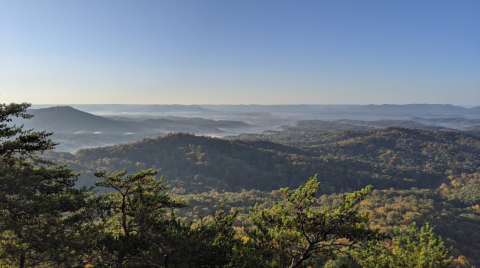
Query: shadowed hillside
12,106,254,152
17,106,139,133
46,128,480,197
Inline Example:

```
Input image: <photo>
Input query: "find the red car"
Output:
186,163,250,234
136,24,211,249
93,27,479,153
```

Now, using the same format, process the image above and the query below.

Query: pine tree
353,223,454,268
92,169,187,267
245,175,383,268
0,103,90,267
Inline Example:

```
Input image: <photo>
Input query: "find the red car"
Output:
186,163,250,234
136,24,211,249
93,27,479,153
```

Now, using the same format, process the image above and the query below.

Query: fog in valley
17,104,480,152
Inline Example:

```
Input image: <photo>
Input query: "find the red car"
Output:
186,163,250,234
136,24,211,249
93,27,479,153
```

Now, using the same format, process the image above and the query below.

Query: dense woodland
1,103,479,267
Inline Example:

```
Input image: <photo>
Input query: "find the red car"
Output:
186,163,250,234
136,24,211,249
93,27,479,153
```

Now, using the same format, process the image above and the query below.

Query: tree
245,175,383,268
92,169,187,266
353,223,454,268
0,103,90,267
92,169,241,267
156,206,240,268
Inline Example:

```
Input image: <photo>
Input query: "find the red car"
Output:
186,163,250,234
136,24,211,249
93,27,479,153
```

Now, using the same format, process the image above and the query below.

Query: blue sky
1,0,479,105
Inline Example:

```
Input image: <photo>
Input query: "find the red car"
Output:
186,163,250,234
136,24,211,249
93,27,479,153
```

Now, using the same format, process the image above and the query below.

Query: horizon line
29,103,478,107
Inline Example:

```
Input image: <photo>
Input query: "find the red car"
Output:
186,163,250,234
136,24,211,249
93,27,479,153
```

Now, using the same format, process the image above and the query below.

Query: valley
30,104,480,266
3,103,480,266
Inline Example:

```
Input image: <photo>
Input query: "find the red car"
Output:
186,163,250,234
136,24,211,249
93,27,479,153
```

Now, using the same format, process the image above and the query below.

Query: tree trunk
19,252,26,268
164,253,170,268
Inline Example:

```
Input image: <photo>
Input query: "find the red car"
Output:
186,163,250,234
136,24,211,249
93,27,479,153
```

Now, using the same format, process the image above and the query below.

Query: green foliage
246,175,384,267
351,185,480,265
91,169,187,266
455,182,480,205
1,102,474,267
45,126,480,199
90,169,241,267
353,223,453,268
0,103,90,267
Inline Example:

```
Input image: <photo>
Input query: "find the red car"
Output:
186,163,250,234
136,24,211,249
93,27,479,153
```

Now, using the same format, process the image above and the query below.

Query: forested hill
233,118,480,146
32,104,212,114
9,106,256,152
17,106,251,135
17,106,139,133
5,104,480,266
50,128,480,195
71,133,311,192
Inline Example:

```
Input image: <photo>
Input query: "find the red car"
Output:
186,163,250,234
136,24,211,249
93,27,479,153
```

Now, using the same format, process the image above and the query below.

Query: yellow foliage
452,255,470,266
451,179,463,188
241,236,250,244
335,237,349,244
375,207,388,214
360,200,373,206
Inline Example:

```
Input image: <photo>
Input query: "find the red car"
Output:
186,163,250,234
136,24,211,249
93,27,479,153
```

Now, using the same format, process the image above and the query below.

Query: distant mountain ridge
18,106,139,133
32,104,212,114
351,104,475,116
203,104,480,116
30,104,480,118
20,104,480,153
15,106,253,134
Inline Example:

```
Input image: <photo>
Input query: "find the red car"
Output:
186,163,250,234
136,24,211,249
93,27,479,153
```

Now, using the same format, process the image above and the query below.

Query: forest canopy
0,103,474,267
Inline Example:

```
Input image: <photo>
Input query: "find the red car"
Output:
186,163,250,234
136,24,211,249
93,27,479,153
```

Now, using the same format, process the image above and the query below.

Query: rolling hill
45,128,480,197
17,106,139,133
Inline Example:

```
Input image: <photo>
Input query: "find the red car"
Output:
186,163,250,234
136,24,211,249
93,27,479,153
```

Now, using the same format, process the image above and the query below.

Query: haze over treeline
9,103,478,152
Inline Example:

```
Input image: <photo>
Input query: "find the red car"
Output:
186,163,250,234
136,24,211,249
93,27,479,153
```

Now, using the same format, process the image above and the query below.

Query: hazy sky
1,1,479,105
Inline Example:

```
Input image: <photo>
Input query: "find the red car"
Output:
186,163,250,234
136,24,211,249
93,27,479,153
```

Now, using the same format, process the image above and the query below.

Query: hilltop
46,128,480,195
18,106,139,133
12,106,253,152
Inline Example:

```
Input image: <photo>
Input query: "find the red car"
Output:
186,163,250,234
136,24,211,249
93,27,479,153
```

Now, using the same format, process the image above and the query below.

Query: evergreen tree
92,169,187,267
0,103,90,267
245,175,383,268
353,223,454,268
91,169,240,267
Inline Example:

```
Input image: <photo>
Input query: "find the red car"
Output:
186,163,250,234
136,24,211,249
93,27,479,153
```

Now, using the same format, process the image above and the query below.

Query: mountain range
14,106,250,134
45,127,480,195
18,106,139,133
30,104,480,117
